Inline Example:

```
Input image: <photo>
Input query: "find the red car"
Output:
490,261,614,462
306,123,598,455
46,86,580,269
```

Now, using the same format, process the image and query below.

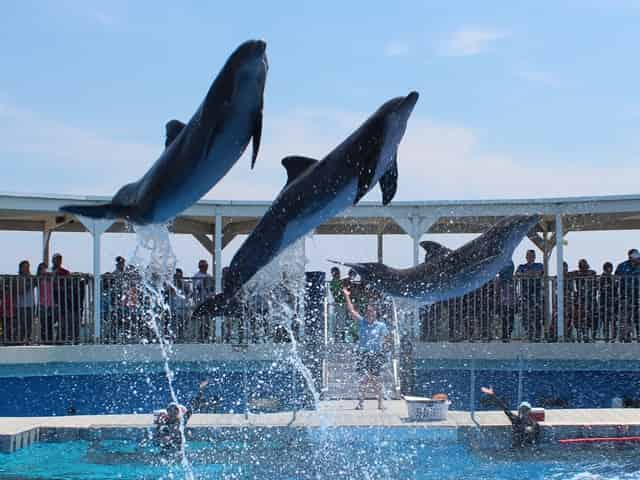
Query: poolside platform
3,401,640,453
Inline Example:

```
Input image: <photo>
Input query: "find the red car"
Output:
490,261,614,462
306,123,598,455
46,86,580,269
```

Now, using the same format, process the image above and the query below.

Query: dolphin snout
253,39,267,55
399,91,419,116
406,91,419,106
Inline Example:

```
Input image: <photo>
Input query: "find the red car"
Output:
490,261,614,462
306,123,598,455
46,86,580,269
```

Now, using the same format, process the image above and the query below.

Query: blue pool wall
0,361,313,417
3,359,640,416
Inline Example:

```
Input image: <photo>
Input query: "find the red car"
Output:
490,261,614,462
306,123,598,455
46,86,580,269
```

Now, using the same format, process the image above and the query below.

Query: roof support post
75,218,113,343
214,214,223,294
393,215,438,266
377,233,384,263
42,230,52,265
42,217,73,265
555,213,565,341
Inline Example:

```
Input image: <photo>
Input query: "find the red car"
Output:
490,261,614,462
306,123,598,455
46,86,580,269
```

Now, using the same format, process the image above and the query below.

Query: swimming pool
2,428,640,479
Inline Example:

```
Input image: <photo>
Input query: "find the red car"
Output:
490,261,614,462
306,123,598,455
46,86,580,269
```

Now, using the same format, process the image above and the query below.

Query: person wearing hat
481,386,540,447
615,249,640,341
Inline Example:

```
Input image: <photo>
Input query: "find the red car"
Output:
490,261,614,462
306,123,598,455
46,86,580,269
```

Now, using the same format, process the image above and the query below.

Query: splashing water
129,223,194,480
243,237,322,410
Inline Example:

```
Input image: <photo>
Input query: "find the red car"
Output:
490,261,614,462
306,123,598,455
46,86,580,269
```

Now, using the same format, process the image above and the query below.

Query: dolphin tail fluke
59,203,121,220
192,293,229,320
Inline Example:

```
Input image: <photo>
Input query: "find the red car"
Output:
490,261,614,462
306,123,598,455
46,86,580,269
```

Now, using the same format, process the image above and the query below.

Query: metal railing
415,275,640,342
99,274,304,345
2,274,640,345
0,274,94,345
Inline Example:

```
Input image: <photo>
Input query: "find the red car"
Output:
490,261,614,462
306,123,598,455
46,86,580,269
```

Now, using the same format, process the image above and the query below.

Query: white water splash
129,223,194,480
243,237,323,410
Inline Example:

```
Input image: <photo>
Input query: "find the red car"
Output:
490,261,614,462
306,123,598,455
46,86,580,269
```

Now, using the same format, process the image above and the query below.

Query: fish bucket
404,396,450,421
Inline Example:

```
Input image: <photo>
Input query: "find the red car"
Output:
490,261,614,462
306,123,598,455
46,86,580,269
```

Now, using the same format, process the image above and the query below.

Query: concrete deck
3,402,640,453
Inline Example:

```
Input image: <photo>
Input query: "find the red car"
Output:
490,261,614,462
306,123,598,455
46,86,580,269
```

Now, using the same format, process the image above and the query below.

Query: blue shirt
516,262,544,275
356,314,389,353
615,260,640,276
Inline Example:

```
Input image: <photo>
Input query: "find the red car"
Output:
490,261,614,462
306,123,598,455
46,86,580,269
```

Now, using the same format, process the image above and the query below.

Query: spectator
615,249,640,276
168,268,190,341
193,259,214,299
51,253,70,276
329,267,347,342
515,250,544,341
553,261,576,340
114,256,126,274
37,262,54,343
599,262,616,342
497,264,515,342
614,249,640,342
51,253,76,342
572,259,597,342
0,275,15,343
343,287,391,411
16,260,35,343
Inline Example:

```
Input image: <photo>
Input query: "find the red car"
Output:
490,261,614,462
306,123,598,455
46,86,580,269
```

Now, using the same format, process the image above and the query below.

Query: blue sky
1,1,639,275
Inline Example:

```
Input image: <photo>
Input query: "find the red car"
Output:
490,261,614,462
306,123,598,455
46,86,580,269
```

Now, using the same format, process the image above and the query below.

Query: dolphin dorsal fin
165,119,186,148
281,156,319,186
419,240,452,263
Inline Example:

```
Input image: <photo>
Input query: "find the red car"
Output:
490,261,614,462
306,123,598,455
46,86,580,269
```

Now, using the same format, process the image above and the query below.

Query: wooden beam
193,233,214,254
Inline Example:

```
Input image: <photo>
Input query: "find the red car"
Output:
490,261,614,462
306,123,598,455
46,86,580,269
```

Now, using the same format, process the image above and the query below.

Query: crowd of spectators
419,248,640,343
328,248,640,344
0,253,85,344
3,245,640,345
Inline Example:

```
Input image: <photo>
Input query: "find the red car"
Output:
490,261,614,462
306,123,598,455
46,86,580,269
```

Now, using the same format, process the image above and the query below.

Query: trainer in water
337,215,539,303
60,40,268,225
193,91,419,317
481,386,540,448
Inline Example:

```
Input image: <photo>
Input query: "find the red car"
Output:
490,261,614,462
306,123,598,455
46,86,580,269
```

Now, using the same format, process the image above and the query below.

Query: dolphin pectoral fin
379,155,398,205
251,110,263,169
281,156,319,186
419,241,453,262
164,119,186,148
355,154,379,205
59,203,122,220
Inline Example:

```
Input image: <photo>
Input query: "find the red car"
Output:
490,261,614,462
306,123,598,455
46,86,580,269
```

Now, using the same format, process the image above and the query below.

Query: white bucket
404,396,450,421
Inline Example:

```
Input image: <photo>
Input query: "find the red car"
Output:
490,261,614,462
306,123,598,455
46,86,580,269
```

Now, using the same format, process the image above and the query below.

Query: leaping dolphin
194,91,419,317
336,215,540,303
60,40,268,225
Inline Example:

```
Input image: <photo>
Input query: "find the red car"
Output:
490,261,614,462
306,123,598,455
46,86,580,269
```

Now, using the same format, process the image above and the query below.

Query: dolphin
336,215,540,303
60,40,268,225
193,91,419,317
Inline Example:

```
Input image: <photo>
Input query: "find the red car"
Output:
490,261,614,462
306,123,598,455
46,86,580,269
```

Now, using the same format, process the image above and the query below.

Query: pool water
2,429,640,480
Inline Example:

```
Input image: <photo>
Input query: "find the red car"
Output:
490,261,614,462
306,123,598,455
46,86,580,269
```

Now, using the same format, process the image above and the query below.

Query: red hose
559,436,640,444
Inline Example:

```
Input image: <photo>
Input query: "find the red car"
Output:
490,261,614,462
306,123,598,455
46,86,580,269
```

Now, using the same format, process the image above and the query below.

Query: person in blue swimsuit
343,288,391,410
